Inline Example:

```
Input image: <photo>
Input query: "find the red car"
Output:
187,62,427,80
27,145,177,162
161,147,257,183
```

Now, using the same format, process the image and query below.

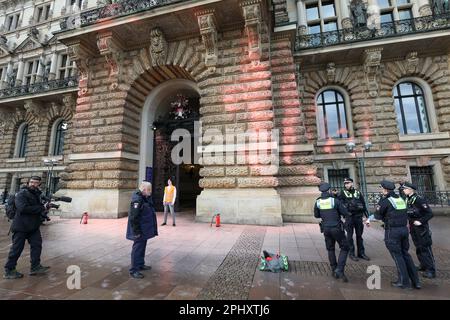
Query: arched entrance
139,79,202,212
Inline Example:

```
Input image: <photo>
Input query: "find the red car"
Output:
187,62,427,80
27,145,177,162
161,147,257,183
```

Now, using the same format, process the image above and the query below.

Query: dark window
380,12,394,23
410,166,435,192
317,89,349,139
18,124,28,158
51,176,60,194
328,169,349,189
394,82,430,134
53,121,66,156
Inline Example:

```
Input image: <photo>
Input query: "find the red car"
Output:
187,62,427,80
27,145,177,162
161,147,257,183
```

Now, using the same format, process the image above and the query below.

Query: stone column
36,55,45,83
0,61,11,88
15,59,24,86
340,0,352,29
49,52,58,80
418,0,432,16
296,0,308,35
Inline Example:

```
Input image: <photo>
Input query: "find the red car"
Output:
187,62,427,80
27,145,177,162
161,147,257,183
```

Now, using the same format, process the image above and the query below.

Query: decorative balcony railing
0,77,78,100
60,0,187,30
295,12,450,51
366,191,450,209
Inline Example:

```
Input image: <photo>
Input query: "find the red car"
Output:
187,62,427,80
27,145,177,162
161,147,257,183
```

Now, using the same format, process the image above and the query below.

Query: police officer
403,182,436,279
126,181,158,279
339,178,370,261
314,182,350,282
375,180,420,289
3,176,50,279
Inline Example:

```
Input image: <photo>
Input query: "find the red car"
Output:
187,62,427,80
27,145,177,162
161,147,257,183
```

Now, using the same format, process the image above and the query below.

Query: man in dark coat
375,180,420,289
127,181,158,279
314,182,351,282
403,182,436,278
4,176,50,279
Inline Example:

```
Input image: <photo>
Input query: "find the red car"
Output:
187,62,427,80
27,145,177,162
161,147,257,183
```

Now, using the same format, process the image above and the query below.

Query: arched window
394,81,430,134
52,120,66,156
316,89,349,139
15,123,28,158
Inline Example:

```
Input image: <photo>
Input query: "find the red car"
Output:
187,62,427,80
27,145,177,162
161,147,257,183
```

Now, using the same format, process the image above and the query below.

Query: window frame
35,3,52,23
57,54,74,80
393,79,432,135
23,59,40,86
50,119,66,156
6,13,21,32
305,0,339,34
315,86,353,141
14,123,29,158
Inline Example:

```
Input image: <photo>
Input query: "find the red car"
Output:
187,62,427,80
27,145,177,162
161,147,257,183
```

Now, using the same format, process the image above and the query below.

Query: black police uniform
375,181,420,289
314,183,350,280
339,183,369,260
4,186,46,272
405,183,436,277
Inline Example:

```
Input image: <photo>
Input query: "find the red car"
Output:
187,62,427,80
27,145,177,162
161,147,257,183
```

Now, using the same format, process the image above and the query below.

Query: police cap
380,180,395,190
319,182,331,192
344,177,353,183
403,182,417,190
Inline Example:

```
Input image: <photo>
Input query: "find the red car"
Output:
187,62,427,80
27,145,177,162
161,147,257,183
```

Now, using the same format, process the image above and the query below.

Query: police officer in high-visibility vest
314,182,350,282
375,180,421,289
403,182,436,279
339,177,370,261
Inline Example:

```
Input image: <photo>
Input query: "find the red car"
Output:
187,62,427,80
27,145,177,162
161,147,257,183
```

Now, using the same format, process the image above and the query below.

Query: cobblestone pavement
0,212,449,300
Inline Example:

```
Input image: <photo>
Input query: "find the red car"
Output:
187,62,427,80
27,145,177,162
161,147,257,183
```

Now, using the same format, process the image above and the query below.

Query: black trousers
4,229,42,271
324,225,349,273
345,215,365,256
410,224,436,273
130,239,148,273
385,227,420,287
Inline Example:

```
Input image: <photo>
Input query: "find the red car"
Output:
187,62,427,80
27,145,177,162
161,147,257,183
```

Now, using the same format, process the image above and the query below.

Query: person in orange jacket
161,177,177,226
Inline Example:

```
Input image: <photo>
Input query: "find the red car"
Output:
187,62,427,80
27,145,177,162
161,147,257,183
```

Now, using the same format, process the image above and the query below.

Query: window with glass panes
58,54,74,79
6,13,20,32
410,166,435,192
306,0,338,34
35,3,51,23
24,60,39,85
53,120,66,156
17,124,28,158
316,89,349,139
378,0,413,24
327,169,350,189
394,82,430,134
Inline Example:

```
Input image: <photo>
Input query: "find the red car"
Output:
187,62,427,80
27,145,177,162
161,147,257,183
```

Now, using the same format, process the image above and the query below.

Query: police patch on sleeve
422,204,428,209
133,202,139,209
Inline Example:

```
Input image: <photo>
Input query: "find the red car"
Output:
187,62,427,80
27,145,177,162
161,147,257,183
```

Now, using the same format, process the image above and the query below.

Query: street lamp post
345,141,372,207
43,158,59,198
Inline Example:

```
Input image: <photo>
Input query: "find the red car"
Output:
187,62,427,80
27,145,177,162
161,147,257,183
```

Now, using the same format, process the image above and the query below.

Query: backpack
5,193,17,220
259,250,289,273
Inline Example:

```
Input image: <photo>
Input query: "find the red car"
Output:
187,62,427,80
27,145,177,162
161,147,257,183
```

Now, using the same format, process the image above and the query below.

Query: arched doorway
139,79,202,212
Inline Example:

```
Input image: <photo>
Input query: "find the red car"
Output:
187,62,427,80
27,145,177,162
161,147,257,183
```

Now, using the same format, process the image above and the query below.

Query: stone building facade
0,0,449,225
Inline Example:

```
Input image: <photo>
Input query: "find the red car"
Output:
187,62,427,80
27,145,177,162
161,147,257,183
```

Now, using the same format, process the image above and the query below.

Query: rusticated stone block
199,177,236,188
225,166,249,176
277,176,321,186
237,177,278,188
249,165,279,176
67,180,94,189
278,165,317,176
199,167,225,177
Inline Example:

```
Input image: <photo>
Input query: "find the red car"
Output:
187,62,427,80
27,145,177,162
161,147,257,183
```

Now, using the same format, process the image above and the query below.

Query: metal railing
366,191,450,209
0,77,78,100
60,0,188,30
295,12,450,51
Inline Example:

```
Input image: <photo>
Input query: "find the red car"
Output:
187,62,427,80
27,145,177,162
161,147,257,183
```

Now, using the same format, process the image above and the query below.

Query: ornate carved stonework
97,31,123,90
341,18,353,29
419,4,433,16
406,52,419,74
149,28,168,67
66,40,95,96
0,109,13,136
240,0,262,61
62,93,77,117
196,10,218,70
363,48,383,98
326,62,336,82
24,100,44,127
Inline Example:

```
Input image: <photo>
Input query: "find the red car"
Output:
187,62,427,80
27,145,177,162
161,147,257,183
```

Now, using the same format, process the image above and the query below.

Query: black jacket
375,191,408,229
406,193,433,225
314,192,349,227
338,188,368,218
11,186,45,233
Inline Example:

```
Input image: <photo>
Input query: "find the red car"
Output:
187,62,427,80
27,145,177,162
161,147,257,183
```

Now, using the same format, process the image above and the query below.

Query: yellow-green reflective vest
316,197,335,210
388,197,407,210
343,189,360,198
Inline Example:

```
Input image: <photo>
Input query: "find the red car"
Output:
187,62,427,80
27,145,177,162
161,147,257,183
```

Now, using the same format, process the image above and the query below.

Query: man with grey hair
126,181,158,279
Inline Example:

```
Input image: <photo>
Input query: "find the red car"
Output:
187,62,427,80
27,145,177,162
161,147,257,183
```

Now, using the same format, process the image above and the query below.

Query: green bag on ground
259,250,289,273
